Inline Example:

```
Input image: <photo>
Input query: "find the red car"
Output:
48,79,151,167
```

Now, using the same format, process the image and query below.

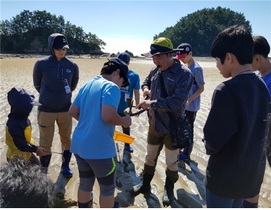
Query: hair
211,25,253,65
100,61,118,75
253,35,270,58
0,158,56,208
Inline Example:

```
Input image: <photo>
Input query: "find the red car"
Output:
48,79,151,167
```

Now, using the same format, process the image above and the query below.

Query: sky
1,0,271,56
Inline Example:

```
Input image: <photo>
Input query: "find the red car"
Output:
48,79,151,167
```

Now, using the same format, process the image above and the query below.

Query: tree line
0,10,106,54
154,7,252,56
0,7,251,56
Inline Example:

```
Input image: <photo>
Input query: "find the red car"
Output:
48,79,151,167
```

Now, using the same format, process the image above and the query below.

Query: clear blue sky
1,0,271,56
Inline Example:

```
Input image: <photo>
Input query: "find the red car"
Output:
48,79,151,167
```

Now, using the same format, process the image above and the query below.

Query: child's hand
35,146,45,156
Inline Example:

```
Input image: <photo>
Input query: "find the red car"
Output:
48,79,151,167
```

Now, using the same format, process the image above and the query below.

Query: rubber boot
40,154,51,174
61,150,73,178
130,164,155,196
124,143,133,153
162,177,175,207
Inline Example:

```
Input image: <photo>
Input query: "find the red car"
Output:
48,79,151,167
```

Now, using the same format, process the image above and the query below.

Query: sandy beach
0,55,270,208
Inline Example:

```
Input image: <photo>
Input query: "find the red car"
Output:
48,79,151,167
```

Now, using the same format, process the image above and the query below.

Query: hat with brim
141,37,179,58
53,35,70,49
175,52,187,59
175,43,192,59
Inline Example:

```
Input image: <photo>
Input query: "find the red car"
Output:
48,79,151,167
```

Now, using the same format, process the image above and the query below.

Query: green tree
0,10,106,54
154,7,252,56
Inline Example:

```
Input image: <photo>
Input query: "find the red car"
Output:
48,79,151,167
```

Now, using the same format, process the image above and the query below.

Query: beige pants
38,111,72,152
145,128,179,172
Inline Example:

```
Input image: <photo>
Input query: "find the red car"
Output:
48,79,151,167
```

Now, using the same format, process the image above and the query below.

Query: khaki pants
38,111,72,152
145,128,179,172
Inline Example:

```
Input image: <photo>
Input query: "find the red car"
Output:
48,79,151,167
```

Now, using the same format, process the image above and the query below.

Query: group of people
2,25,271,208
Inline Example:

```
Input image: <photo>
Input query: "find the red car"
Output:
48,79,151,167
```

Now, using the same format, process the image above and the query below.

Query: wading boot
130,164,155,196
130,173,153,196
162,177,175,207
61,150,73,178
40,154,51,174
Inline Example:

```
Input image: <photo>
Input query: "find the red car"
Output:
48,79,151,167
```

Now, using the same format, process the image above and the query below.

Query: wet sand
0,55,270,207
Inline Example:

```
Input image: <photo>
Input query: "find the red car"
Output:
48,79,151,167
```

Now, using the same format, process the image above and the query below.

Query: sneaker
178,152,190,161
61,165,73,178
125,144,133,153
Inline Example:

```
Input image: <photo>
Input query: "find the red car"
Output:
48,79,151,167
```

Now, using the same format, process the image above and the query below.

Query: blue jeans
206,188,243,208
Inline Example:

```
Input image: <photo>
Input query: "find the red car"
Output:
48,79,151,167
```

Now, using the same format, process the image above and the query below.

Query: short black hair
211,25,253,65
253,35,270,58
0,158,56,207
100,60,119,75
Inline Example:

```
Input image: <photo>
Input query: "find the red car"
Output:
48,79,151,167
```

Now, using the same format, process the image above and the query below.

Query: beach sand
0,55,270,207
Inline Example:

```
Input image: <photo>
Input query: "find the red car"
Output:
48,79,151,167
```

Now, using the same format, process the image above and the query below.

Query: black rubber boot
40,154,51,174
61,150,73,178
130,164,155,196
162,177,175,207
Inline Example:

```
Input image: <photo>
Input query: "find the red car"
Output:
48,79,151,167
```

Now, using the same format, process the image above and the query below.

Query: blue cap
117,52,130,64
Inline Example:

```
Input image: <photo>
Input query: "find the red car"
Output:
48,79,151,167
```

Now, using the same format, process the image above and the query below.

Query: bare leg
100,194,114,208
78,189,93,208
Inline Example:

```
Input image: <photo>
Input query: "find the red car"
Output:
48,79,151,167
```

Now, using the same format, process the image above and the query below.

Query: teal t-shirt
262,71,271,96
71,76,120,159
117,70,140,113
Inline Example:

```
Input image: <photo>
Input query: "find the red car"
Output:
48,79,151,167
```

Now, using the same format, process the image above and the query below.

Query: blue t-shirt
262,71,271,97
186,62,205,112
117,70,140,113
70,76,120,159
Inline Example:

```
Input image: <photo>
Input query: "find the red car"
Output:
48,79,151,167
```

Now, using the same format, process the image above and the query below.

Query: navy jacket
33,33,79,112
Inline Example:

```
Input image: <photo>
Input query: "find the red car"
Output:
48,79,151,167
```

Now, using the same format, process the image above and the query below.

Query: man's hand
143,87,151,99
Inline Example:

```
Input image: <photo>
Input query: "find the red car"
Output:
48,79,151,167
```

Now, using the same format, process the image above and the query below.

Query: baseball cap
53,35,69,49
118,52,131,64
141,37,179,57
101,58,130,87
175,43,192,59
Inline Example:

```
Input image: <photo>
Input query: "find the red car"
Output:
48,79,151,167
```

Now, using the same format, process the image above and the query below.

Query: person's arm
134,89,140,106
204,86,237,155
33,61,41,93
187,85,204,105
71,63,79,91
69,103,80,121
8,124,38,153
102,104,131,128
187,65,205,105
142,71,153,99
133,73,141,105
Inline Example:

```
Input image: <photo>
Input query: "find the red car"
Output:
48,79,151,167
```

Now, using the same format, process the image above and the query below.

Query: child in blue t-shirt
117,52,140,153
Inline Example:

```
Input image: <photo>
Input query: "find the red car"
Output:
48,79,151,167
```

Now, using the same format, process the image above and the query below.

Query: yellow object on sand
114,130,135,144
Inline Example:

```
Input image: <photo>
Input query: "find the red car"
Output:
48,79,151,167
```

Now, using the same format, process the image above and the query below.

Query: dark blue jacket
6,88,37,157
33,33,79,112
